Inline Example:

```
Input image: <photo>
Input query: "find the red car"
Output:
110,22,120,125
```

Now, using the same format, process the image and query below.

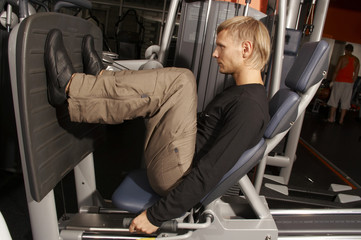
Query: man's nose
212,50,218,58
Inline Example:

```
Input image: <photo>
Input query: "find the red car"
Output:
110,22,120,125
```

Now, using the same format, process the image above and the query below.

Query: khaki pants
67,68,197,196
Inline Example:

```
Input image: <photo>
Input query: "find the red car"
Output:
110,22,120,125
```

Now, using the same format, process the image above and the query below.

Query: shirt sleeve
146,99,266,226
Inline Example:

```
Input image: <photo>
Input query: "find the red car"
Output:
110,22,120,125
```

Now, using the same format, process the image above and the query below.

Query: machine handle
18,0,28,19
122,217,133,228
123,218,178,233
54,0,92,12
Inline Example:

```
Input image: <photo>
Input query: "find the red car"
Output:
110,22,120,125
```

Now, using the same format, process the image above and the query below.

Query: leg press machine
8,0,361,239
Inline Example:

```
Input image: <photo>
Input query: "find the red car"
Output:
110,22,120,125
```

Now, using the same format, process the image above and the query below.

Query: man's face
212,30,244,74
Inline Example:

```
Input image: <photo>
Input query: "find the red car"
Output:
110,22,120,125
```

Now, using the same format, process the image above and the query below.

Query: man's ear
242,41,253,58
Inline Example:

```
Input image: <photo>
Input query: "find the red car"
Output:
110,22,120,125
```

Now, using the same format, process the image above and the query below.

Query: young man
129,16,270,234
327,44,360,124
44,16,270,234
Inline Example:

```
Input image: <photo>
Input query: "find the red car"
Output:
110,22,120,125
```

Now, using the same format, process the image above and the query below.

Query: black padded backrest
201,139,266,206
14,12,104,202
264,89,300,139
285,40,329,93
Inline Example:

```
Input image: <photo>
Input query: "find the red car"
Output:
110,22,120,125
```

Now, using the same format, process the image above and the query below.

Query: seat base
112,169,160,213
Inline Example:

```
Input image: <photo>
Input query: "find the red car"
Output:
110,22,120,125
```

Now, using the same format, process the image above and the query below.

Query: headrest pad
285,40,329,93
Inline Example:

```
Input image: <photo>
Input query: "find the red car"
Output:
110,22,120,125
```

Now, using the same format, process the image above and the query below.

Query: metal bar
195,0,212,83
254,155,267,193
6,4,12,32
286,0,301,29
81,233,155,239
243,0,251,16
309,0,329,42
268,0,286,99
158,0,168,45
74,153,97,208
280,232,361,237
279,236,361,240
158,0,180,65
295,0,304,29
267,155,290,167
239,175,271,219
80,230,193,240
18,0,29,21
118,0,123,16
177,214,212,229
271,208,361,215
27,192,60,240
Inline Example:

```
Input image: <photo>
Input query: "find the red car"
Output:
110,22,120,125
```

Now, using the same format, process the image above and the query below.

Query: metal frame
258,0,331,187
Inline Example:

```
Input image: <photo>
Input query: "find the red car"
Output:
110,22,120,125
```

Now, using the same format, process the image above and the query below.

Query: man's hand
129,210,159,234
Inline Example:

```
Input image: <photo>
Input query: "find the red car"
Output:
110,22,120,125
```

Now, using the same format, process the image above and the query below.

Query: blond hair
217,16,270,70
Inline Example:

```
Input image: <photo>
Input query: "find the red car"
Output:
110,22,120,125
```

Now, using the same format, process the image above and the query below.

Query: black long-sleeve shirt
147,84,269,226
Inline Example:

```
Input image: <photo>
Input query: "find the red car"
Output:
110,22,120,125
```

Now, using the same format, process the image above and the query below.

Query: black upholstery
285,40,329,93
264,89,300,139
265,40,329,139
112,139,266,213
200,139,266,206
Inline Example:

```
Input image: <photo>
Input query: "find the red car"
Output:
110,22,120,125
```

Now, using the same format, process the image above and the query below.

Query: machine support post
158,0,181,65
268,0,286,98
239,176,271,219
281,0,330,184
286,0,301,29
74,153,97,208
27,192,59,240
243,0,251,16
309,0,329,42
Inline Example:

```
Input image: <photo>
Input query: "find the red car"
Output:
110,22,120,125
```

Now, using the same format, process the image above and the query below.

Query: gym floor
1,105,361,240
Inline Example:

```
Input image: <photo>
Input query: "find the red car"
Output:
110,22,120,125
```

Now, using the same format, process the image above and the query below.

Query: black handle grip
122,217,133,228
122,218,178,233
159,220,178,232
18,0,29,19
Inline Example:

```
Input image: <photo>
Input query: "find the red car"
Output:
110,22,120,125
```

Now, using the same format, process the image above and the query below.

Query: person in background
327,44,360,124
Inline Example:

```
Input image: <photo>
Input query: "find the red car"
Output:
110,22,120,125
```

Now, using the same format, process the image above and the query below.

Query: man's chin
219,69,228,74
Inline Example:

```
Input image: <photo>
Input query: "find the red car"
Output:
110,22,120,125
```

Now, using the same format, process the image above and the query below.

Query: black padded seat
112,139,266,213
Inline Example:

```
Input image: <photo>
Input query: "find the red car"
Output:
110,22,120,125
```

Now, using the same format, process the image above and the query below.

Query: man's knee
176,68,197,98
179,68,196,84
